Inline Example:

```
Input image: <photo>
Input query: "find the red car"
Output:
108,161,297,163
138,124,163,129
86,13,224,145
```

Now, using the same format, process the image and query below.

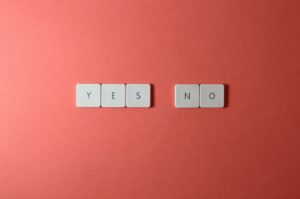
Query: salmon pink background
0,0,299,199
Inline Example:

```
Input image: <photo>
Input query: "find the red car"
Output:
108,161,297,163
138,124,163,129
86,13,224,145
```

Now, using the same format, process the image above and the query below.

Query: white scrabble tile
200,84,224,108
101,84,125,107
76,84,101,107
175,84,200,108
126,84,151,108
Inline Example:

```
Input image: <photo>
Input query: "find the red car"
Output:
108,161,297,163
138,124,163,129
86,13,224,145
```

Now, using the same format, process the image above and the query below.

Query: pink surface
0,0,299,198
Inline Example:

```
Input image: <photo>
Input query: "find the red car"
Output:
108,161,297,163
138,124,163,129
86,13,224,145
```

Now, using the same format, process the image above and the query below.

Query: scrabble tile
101,84,126,107
76,84,101,107
200,84,224,108
175,84,200,108
126,84,151,108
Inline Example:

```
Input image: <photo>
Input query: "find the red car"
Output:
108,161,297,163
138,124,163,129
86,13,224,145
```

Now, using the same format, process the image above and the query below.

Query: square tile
76,84,101,107
200,84,224,108
101,84,125,107
175,84,200,108
126,84,151,108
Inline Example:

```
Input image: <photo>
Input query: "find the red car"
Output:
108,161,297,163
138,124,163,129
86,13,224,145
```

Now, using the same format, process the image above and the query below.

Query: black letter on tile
112,92,116,99
209,92,215,100
184,92,191,100
136,92,141,99
87,92,92,99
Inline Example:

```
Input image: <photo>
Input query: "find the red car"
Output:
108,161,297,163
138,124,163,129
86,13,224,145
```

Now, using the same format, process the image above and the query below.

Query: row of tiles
76,84,225,108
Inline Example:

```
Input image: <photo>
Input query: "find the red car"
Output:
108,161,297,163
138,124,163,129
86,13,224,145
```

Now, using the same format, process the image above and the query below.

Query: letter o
209,92,215,100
